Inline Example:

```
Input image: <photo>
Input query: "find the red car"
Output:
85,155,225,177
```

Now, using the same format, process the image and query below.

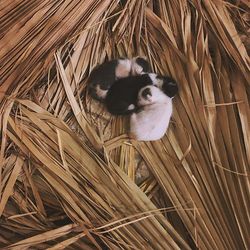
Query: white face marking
95,84,108,99
148,73,158,85
148,73,164,88
156,79,163,88
115,59,132,78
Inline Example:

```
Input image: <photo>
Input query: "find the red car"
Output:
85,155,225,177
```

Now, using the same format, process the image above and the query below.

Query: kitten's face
137,85,170,106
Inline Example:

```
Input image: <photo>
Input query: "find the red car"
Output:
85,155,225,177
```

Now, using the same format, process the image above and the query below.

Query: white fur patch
131,58,144,75
148,73,159,86
115,59,132,78
128,104,136,110
156,78,163,88
132,64,143,75
130,86,173,141
95,84,108,99
148,73,164,88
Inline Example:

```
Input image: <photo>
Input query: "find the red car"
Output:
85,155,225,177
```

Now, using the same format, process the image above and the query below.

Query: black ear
135,57,150,72
141,87,152,99
162,77,178,98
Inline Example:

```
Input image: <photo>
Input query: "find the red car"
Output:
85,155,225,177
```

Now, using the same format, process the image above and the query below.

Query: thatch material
0,0,249,249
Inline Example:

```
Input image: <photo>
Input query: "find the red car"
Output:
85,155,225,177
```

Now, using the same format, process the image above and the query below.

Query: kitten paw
128,104,135,110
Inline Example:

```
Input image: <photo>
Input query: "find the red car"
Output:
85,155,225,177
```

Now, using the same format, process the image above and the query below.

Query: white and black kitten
129,84,177,141
88,57,150,101
105,73,178,115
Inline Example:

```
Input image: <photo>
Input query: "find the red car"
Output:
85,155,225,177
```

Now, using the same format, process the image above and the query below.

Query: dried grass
0,0,249,249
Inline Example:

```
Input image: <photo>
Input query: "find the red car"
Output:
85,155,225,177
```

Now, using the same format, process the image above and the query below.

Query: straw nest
0,1,249,249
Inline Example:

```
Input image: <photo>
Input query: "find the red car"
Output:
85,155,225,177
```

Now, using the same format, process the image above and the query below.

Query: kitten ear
141,87,152,99
162,79,178,98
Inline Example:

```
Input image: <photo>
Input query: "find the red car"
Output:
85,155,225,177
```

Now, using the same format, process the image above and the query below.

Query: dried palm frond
0,0,249,249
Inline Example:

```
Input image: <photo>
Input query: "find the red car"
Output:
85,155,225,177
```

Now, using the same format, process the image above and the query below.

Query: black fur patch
159,76,178,98
135,57,150,73
87,59,119,100
105,74,154,115
141,87,152,99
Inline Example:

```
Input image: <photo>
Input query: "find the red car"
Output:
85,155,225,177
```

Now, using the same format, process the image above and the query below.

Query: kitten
129,83,178,141
87,57,150,101
105,73,178,115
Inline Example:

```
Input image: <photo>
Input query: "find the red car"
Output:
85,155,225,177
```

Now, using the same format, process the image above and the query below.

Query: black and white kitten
129,84,178,141
87,57,150,101
105,73,178,115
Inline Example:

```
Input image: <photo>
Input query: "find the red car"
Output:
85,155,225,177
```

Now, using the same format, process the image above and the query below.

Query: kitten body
88,57,149,101
105,73,159,115
105,74,178,115
129,85,174,141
